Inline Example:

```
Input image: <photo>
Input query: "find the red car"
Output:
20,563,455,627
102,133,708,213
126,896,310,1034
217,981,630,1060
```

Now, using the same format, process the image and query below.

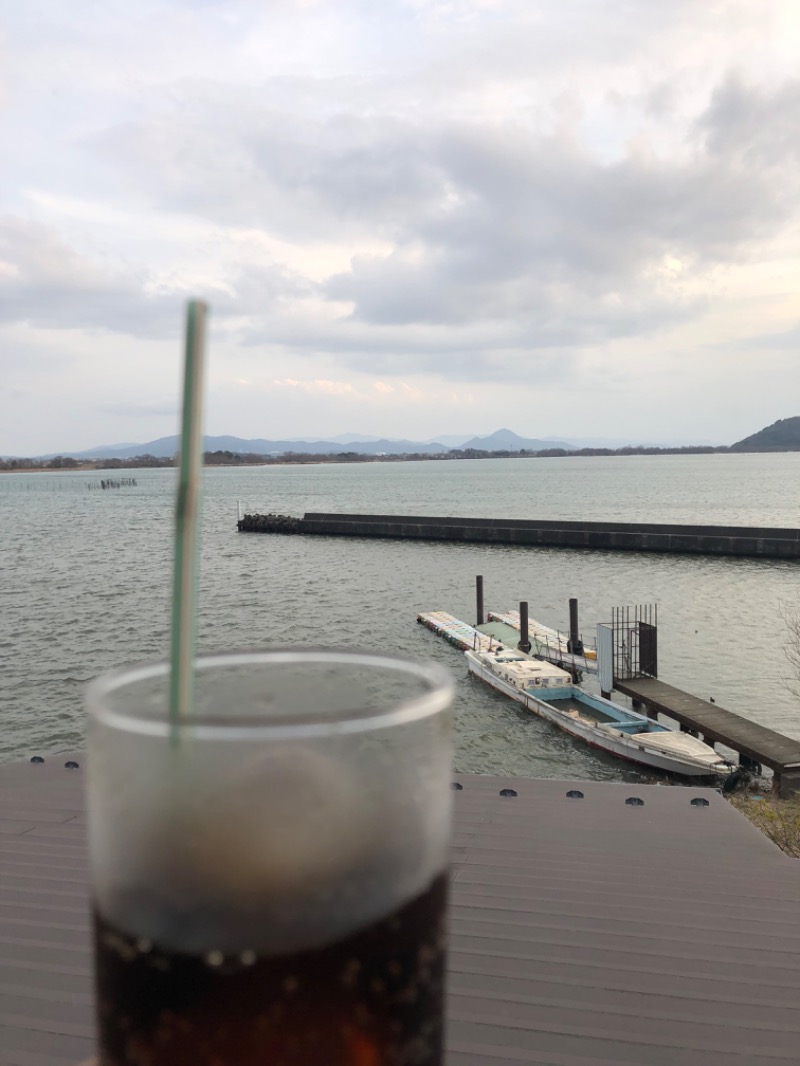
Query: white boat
465,646,732,777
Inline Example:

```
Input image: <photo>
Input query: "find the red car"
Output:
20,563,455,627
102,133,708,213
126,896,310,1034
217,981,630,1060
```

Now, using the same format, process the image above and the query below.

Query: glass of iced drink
86,649,453,1066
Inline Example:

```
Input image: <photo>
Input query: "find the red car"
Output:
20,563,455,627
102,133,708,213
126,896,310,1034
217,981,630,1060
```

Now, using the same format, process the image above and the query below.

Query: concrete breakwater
237,512,800,559
240,513,303,533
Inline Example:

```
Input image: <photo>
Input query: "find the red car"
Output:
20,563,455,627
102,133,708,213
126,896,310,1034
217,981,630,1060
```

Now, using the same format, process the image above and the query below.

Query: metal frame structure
598,604,658,683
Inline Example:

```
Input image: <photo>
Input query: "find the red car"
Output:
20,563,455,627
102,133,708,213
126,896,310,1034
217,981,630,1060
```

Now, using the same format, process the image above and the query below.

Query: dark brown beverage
93,872,447,1066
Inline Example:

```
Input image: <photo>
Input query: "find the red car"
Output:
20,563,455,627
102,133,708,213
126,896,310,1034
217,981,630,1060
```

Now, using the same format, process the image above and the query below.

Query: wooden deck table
3,756,800,1065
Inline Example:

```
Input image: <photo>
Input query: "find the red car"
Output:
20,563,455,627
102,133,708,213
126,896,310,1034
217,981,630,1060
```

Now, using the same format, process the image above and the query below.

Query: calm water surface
1,454,799,780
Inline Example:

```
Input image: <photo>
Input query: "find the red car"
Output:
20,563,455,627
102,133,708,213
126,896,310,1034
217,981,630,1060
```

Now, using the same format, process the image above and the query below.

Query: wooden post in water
518,601,531,653
475,575,484,626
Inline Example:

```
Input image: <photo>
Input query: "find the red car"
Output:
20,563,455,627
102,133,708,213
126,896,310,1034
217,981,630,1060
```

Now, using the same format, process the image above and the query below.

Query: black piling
476,575,484,626
518,601,532,653
740,753,762,774
567,597,583,655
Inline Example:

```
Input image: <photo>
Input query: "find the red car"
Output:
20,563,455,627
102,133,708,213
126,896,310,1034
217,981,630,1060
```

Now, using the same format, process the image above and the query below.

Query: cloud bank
1,0,798,451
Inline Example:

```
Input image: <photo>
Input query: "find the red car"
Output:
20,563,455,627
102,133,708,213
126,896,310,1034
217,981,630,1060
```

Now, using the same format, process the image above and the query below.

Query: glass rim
86,647,454,740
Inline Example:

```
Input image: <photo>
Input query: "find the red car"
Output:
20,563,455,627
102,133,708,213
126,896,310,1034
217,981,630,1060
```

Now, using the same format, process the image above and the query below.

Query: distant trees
101,455,174,469
204,450,384,465
0,455,80,470
204,450,253,464
0,454,174,471
0,439,766,473
444,444,724,460
0,457,34,470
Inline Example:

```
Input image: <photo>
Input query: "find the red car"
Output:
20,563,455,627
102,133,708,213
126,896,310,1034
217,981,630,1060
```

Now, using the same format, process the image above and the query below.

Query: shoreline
3,448,800,475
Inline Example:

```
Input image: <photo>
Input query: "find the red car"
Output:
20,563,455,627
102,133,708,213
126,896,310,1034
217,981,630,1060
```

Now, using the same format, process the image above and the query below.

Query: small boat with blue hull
465,647,732,777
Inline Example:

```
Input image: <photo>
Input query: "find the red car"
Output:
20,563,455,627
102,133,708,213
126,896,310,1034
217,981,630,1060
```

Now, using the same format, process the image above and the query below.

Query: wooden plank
0,821,39,836
0,1023,94,1066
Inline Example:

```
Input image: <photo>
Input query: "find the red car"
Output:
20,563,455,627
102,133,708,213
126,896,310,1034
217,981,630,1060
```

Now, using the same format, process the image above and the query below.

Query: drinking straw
169,300,208,729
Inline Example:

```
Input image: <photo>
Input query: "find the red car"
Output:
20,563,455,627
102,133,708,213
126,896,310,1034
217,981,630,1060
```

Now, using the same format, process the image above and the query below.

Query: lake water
2,453,799,781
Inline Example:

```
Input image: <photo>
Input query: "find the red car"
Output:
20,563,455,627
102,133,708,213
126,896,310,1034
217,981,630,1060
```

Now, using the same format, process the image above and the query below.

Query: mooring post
476,575,484,626
567,597,583,655
740,753,762,774
776,771,800,798
518,601,532,653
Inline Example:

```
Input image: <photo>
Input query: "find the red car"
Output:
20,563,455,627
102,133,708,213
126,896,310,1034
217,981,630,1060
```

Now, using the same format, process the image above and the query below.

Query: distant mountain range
30,428,577,460
11,419,798,461
458,429,576,452
60,434,456,459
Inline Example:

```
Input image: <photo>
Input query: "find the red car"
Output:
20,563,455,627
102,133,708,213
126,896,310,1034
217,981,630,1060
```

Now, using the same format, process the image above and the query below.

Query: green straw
169,300,208,729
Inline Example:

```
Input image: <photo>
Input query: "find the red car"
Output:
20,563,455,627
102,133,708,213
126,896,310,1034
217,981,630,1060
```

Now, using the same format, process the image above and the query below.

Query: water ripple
1,459,799,779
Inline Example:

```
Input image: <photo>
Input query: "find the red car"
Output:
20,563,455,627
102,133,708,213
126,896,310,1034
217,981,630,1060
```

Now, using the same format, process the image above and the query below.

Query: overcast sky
1,0,799,453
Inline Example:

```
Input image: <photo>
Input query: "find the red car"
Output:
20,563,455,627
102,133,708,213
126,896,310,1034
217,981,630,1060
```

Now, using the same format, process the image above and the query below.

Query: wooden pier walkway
615,677,800,793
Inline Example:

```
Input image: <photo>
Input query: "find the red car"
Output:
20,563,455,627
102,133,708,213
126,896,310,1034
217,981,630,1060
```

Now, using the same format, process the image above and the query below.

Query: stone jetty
237,512,800,559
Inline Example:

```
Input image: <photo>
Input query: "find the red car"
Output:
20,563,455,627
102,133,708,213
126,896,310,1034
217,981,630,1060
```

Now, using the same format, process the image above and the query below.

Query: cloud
0,216,179,335
97,401,178,418
1,0,799,450
54,68,797,385
732,324,800,351
322,92,797,332
0,213,315,340
273,377,358,397
266,375,437,406
699,75,800,166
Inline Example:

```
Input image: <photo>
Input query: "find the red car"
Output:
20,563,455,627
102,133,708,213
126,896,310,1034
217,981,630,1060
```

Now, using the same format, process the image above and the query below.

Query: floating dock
238,512,800,559
487,609,598,674
417,611,500,652
417,610,597,676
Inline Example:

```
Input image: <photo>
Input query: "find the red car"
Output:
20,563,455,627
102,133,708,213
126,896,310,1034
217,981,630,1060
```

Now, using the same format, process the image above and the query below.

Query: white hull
466,654,726,777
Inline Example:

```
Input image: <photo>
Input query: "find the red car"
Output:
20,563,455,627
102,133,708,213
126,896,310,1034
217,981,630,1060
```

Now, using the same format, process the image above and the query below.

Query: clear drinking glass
86,649,454,1066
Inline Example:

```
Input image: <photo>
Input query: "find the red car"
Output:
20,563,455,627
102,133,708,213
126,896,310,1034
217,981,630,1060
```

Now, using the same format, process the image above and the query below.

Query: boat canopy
475,649,572,690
